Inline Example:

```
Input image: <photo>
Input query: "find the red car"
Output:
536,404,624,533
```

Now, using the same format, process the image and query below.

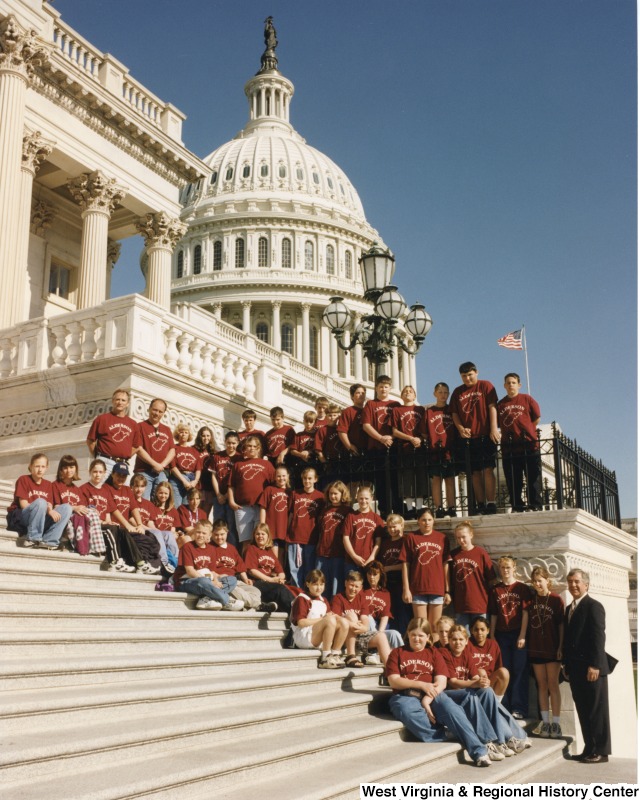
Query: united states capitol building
0,1,635,792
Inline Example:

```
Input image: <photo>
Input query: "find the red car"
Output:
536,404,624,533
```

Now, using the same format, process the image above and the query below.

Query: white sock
496,694,504,703
541,710,550,723
552,716,561,725
321,651,330,660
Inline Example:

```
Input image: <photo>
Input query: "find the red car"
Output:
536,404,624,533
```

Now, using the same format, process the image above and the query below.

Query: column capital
242,300,252,308
107,238,121,268
136,211,187,251
0,16,50,81
30,199,55,236
301,302,312,313
271,300,282,309
68,171,127,215
22,129,54,175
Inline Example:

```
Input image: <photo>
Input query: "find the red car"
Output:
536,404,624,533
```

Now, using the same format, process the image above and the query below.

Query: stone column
136,211,187,310
272,301,281,351
301,302,311,364
410,354,417,388
106,239,121,300
212,303,222,320
401,347,411,389
390,347,400,388
0,16,50,329
68,171,127,309
242,300,252,333
16,130,54,321
320,324,331,375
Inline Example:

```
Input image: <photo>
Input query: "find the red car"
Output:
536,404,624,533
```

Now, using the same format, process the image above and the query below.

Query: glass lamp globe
405,303,433,340
359,243,395,298
375,285,406,322
322,297,351,332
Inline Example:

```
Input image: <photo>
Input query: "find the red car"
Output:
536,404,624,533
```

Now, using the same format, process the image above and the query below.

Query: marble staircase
0,479,566,799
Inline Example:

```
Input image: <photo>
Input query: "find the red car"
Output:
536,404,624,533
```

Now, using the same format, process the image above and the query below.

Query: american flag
497,329,523,350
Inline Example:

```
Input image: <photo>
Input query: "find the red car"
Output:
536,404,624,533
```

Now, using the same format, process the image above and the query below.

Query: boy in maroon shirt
86,388,136,480
264,406,295,467
237,409,266,454
362,375,401,515
450,362,500,514
331,570,391,667
424,382,459,518
210,520,261,609
132,398,175,501
449,521,495,629
391,385,427,517
337,383,367,456
287,467,324,587
210,431,241,541
314,403,343,487
288,410,319,489
497,373,542,512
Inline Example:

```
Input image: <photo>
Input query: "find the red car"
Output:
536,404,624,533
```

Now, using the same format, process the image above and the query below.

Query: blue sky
54,1,637,516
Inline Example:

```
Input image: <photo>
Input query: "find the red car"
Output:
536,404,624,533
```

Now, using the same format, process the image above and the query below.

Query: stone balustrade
0,295,351,406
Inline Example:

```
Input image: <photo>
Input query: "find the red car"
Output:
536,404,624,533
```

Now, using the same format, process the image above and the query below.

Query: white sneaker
506,736,526,754
476,755,492,767
487,742,506,761
365,653,381,665
496,742,516,757
196,597,223,610
222,598,244,611
138,562,161,574
115,559,136,573
532,720,544,736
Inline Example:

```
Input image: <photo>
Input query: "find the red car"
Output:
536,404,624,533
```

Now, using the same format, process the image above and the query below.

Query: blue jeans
18,499,73,545
168,473,195,508
315,555,346,600
288,543,317,588
135,469,169,501
178,575,237,606
495,630,529,716
147,528,179,567
234,505,259,544
388,691,488,761
457,686,526,742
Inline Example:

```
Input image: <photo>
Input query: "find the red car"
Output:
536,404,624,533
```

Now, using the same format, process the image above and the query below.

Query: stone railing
0,295,351,406
172,268,364,298
48,15,183,141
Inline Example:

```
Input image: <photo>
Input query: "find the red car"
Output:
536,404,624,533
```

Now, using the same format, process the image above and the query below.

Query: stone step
2,711,404,800
0,681,390,783
0,646,329,690
0,625,287,657
1,667,383,733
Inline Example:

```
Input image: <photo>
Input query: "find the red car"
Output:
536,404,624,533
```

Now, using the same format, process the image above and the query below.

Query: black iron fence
300,423,620,528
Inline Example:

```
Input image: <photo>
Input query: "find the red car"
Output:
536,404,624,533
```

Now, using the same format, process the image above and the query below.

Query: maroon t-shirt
450,545,494,614
390,405,426,451
87,412,137,460
173,446,203,474
108,484,136,517
210,542,246,576
81,481,116,522
229,458,275,506
291,429,317,455
450,380,498,438
287,489,324,545
489,581,532,633
244,543,285,577
425,405,458,457
135,497,158,527
337,405,367,452
264,425,295,462
290,594,331,625
176,505,205,531
378,537,404,570
315,504,351,558
497,394,541,448
527,592,565,660
441,646,476,682
238,429,267,454
314,425,343,460
175,540,216,587
210,450,241,493
399,530,450,596
257,486,291,540
340,510,385,562
133,420,174,472
362,587,392,621
468,638,503,675
8,475,53,515
362,399,401,450
52,480,86,508
385,645,448,686
331,590,371,617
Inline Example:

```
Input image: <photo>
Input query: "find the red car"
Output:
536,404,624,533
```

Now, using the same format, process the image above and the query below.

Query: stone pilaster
242,300,252,332
136,211,187,310
272,300,281,351
68,171,127,309
105,238,121,300
301,302,311,364
0,16,50,329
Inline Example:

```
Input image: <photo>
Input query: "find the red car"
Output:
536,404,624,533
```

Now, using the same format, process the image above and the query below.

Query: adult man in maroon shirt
132,398,175,500
86,388,136,480
450,362,500,514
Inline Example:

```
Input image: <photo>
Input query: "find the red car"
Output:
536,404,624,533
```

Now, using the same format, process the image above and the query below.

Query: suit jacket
563,594,610,675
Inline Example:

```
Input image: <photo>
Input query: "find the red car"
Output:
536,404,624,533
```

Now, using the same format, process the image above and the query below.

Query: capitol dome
170,21,414,392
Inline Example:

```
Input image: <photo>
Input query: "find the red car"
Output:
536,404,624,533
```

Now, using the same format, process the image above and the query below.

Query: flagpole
522,324,531,394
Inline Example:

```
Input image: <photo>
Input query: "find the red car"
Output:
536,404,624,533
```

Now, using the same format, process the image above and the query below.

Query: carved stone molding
30,199,55,236
22,129,54,174
509,554,629,599
136,211,187,250
67,171,127,215
106,238,121,268
0,15,50,80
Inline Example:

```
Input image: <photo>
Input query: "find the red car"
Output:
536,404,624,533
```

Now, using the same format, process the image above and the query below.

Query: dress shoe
581,754,609,764
570,752,587,761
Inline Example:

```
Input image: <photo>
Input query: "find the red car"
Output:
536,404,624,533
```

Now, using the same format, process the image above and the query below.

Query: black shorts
529,656,561,665
456,437,497,471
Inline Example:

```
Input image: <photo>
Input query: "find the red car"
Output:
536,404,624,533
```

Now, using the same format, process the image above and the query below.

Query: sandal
345,655,365,669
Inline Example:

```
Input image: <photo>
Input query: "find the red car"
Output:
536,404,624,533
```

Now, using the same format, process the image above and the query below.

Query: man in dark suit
563,568,612,763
